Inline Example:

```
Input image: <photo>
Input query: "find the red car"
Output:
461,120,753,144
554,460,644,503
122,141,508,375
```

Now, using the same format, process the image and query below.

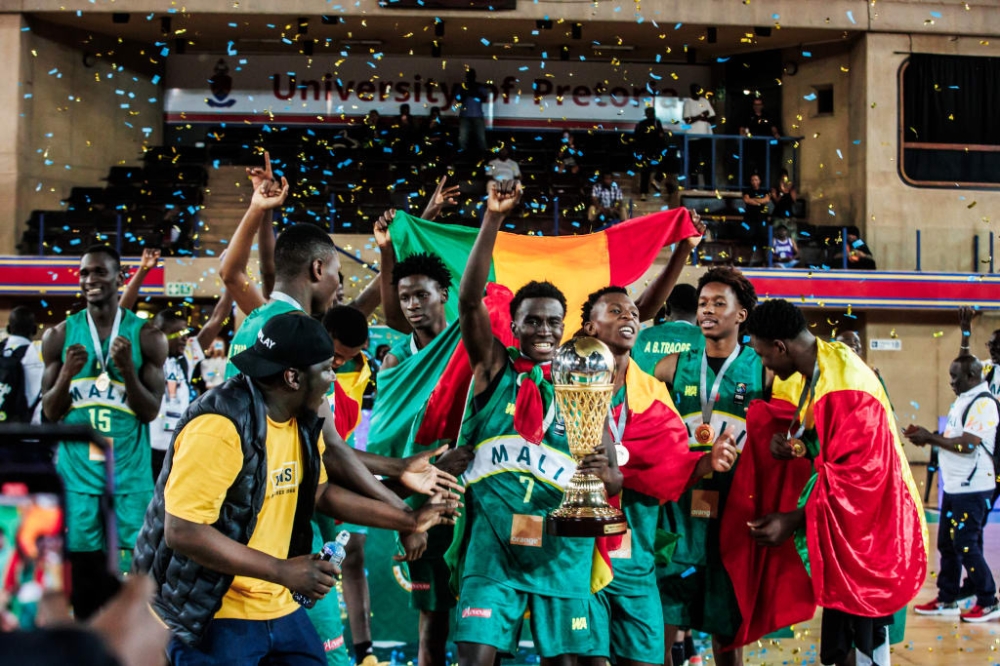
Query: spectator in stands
457,69,489,157
741,97,782,179
742,173,771,247
683,83,717,188
374,343,391,367
772,224,800,268
588,171,626,228
770,168,798,221
485,146,521,191
425,106,450,155
363,110,387,151
2,306,43,425
555,131,581,174
391,103,419,159
634,107,666,202
833,226,877,270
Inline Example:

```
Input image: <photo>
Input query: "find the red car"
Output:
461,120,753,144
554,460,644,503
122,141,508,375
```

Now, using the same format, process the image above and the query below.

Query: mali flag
388,208,699,339
720,339,928,648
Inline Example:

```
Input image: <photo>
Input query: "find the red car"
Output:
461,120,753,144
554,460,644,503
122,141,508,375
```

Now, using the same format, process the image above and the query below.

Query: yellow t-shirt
164,413,328,621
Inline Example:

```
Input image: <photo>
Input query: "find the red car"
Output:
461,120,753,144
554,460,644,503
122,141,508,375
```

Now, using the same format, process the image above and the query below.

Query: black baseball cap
231,312,334,378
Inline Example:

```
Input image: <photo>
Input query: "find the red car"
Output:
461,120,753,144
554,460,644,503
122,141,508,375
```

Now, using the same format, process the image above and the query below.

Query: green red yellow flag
389,208,699,339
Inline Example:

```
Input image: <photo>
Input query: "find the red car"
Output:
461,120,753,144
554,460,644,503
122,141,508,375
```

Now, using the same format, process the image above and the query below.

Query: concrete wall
14,25,162,253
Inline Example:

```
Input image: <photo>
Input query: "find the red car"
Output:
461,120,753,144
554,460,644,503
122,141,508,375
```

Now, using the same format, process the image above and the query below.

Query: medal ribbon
606,391,628,446
85,307,123,376
699,345,741,426
787,358,821,441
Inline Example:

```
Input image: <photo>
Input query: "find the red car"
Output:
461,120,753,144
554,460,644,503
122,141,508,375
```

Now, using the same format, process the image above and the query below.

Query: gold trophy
546,337,628,537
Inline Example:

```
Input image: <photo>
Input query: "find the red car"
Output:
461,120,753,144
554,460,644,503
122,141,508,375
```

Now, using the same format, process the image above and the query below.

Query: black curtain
903,54,1000,183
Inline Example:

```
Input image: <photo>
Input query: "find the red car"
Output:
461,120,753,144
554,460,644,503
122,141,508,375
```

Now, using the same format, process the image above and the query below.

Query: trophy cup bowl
546,337,628,537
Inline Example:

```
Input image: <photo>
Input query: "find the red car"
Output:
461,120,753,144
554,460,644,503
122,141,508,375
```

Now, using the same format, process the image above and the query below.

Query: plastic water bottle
293,530,351,609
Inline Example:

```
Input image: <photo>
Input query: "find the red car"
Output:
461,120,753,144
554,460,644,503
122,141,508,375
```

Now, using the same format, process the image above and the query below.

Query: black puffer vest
132,375,323,646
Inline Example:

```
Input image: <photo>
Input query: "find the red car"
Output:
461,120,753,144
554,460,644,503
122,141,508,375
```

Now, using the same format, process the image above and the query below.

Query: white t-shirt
151,338,205,451
985,362,1000,397
940,381,998,494
2,335,44,424
486,158,521,182
682,97,715,134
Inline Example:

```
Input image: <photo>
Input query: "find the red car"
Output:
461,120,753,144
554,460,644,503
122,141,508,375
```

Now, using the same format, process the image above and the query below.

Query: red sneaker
960,604,1000,623
913,598,960,615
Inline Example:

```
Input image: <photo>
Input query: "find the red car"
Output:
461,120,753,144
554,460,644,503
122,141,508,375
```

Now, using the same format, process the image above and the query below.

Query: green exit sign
165,282,196,297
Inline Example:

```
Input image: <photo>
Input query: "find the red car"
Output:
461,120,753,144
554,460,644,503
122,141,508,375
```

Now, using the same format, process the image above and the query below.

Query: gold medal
789,438,807,458
694,423,716,445
95,372,110,392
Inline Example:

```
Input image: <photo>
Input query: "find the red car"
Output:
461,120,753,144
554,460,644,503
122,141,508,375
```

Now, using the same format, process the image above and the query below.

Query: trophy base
546,508,628,537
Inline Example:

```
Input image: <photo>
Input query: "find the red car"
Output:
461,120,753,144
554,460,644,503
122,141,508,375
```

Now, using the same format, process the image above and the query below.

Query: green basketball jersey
458,362,593,599
56,308,152,495
224,299,299,380
387,334,418,365
661,345,764,569
632,321,704,375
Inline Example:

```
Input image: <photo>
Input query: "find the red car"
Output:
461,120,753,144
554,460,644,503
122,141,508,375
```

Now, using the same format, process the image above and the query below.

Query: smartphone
0,467,67,630
0,424,117,628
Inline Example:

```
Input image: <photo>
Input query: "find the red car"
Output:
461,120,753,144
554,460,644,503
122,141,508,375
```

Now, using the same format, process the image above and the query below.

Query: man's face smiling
582,292,639,356
697,282,746,341
79,252,123,305
512,298,564,363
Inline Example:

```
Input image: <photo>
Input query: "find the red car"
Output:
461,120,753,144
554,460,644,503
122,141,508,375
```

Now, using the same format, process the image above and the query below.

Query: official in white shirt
3,306,43,424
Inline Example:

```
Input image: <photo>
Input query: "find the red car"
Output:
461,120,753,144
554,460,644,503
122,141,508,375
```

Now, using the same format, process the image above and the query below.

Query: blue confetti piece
836,149,843,159
802,51,812,58
846,10,856,24
160,47,170,57
803,93,817,101
910,401,920,410
930,11,942,18
480,37,490,46
852,239,865,248
716,57,729,63
828,209,836,216
674,22,682,30
681,566,697,579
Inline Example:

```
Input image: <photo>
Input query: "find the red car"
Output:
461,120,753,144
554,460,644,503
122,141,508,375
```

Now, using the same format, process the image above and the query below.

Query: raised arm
220,176,289,315
246,153,277,299
958,307,975,357
635,210,705,322
460,181,520,391
348,274,382,318
118,248,161,311
195,290,235,352
420,175,461,222
374,210,411,333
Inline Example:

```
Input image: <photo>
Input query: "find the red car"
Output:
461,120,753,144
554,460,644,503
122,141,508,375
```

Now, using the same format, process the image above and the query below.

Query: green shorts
66,490,152,572
306,521,349,666
587,587,665,664
408,556,455,612
657,563,742,640
453,576,597,657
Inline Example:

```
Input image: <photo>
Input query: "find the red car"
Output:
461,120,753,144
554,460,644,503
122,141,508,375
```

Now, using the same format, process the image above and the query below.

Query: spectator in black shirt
634,107,666,201
741,98,782,180
833,226,877,270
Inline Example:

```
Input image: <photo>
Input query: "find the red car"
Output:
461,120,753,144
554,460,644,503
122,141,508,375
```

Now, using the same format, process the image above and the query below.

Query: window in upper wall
899,54,1000,188
813,85,834,116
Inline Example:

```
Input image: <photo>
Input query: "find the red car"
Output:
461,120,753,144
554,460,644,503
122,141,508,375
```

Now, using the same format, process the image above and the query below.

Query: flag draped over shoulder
617,359,704,502
389,208,700,341
721,340,928,647
365,321,463,458
720,388,817,648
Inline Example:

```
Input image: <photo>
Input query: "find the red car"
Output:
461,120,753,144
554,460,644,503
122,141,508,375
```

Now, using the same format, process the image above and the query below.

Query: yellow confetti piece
933,331,943,338
968,201,977,209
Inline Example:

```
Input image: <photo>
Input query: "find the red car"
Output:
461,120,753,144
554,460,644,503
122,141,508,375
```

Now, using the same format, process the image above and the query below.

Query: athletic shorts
66,490,152,571
587,587,665,664
453,576,599,657
306,521,350,666
408,556,455,612
657,563,742,640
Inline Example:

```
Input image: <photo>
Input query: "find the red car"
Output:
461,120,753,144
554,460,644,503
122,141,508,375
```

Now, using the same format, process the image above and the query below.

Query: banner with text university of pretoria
164,54,709,130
